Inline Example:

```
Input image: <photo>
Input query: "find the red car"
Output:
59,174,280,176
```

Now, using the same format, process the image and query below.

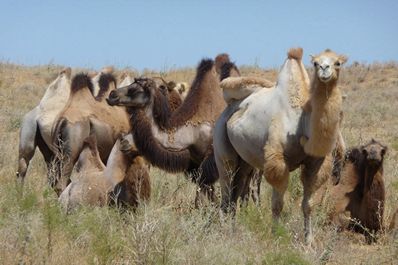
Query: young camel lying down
328,139,387,243
59,134,150,212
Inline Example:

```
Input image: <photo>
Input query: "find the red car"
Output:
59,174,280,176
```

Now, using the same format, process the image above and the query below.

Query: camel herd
17,48,397,244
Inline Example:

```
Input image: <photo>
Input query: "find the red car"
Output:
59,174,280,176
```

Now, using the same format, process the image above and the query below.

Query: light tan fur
58,81,129,129
302,50,347,157
221,76,275,103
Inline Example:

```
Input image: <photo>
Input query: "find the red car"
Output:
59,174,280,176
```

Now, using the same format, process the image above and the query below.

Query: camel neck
104,142,129,188
152,89,172,130
363,163,383,191
311,77,338,100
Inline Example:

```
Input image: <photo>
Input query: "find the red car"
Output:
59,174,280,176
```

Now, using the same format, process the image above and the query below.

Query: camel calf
59,135,150,212
329,139,387,243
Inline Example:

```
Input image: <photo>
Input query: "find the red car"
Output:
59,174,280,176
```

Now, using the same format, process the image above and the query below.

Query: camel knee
264,148,288,191
17,158,28,181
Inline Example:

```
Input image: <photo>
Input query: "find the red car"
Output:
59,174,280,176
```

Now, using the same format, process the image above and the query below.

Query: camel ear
309,54,315,63
60,67,72,78
338,55,348,65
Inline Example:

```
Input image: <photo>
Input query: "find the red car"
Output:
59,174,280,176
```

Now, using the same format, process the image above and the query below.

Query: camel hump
60,67,72,78
96,72,117,101
71,73,94,94
215,53,231,73
221,76,274,103
288,47,303,61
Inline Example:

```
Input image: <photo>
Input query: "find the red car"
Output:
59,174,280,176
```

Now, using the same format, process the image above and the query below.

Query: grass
0,61,397,264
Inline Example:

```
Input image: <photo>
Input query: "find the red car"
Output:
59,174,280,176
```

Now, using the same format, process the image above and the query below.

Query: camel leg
239,170,252,208
332,130,346,184
214,108,240,214
53,123,88,195
229,160,253,213
264,142,289,221
239,168,262,207
251,170,262,206
17,109,39,183
301,155,331,244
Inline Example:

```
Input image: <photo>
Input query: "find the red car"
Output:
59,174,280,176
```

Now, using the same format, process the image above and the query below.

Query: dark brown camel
329,139,387,243
107,58,227,206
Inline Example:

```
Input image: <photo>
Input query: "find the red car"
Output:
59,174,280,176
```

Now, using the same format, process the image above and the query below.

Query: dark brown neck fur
129,109,191,173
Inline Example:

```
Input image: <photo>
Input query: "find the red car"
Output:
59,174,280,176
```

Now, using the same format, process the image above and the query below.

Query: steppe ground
0,60,397,264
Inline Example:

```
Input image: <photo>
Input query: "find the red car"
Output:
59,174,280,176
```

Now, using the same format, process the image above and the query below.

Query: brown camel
156,78,183,111
17,67,125,185
51,72,130,194
59,134,150,211
328,139,387,243
107,58,226,206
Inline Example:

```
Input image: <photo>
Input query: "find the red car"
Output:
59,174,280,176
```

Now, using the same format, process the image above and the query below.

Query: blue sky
0,1,397,71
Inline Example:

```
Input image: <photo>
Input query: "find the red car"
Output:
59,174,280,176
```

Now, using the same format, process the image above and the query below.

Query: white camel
213,48,347,243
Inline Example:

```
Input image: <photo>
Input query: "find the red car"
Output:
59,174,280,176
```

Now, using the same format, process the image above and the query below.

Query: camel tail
288,47,303,61
51,117,68,152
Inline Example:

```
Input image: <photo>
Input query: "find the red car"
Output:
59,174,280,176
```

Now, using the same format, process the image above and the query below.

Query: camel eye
335,61,341,67
313,61,319,67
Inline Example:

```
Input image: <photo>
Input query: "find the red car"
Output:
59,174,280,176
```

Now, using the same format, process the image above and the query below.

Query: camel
328,139,387,243
51,72,130,195
17,67,124,184
107,58,227,205
59,134,150,212
174,82,190,100
155,78,183,111
213,48,347,243
17,68,72,183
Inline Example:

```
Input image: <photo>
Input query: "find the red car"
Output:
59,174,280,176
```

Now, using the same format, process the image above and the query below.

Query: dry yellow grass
0,60,397,264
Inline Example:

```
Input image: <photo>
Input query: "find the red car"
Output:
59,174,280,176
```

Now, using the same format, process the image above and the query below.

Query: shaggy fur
71,73,94,96
96,73,117,101
167,89,183,111
168,59,225,127
111,156,151,208
328,139,387,243
288,47,303,60
130,109,191,173
152,88,172,130
219,62,240,81
221,76,275,103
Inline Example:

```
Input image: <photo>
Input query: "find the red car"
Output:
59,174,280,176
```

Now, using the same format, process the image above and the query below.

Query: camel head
311,49,348,83
361,139,387,167
107,77,156,108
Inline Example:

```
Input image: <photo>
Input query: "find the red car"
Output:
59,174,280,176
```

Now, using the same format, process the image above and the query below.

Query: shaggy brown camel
51,73,130,195
214,48,347,243
59,134,150,211
328,139,387,243
107,58,226,206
